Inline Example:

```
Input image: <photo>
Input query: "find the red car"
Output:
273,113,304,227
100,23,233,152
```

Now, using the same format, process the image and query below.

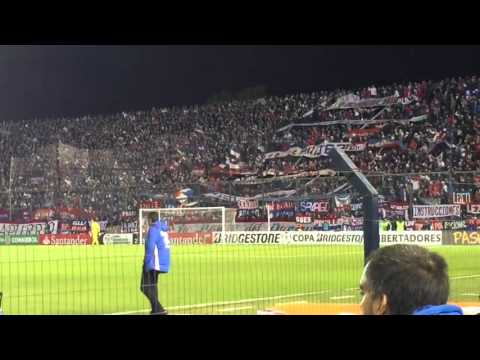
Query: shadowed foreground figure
140,212,171,315
359,244,463,315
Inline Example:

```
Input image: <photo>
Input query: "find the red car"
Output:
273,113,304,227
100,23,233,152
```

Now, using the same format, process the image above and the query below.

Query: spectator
359,244,463,315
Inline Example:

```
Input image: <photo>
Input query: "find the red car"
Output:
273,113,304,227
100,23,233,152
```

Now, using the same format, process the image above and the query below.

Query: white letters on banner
0,221,58,236
203,190,297,203
297,201,329,213
453,192,471,205
237,199,259,210
235,169,336,185
263,143,366,161
276,114,427,132
412,205,461,218
213,231,443,246
103,233,133,245
326,95,402,110
467,204,480,214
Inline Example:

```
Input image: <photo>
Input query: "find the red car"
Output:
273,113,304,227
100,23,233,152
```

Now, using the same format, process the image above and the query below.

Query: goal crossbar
138,207,227,244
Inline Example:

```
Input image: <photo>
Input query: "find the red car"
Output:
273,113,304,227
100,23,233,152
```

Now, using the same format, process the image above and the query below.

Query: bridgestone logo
214,233,281,244
291,233,362,243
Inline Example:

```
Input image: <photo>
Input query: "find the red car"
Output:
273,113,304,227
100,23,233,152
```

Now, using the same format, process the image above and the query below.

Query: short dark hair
365,244,449,315
148,212,159,223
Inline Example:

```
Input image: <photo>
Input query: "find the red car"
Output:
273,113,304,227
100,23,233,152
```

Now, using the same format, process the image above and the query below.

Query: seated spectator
359,244,463,315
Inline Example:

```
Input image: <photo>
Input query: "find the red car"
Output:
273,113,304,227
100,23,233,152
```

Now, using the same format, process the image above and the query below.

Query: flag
335,194,351,208
303,109,314,118
230,148,241,159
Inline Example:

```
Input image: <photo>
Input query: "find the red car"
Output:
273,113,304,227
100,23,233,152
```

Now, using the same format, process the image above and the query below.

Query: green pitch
0,244,479,315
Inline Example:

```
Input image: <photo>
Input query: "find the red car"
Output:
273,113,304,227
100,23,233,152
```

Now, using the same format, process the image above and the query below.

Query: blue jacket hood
413,304,463,315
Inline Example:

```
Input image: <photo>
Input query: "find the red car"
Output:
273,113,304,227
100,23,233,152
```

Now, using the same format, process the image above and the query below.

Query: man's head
148,212,159,225
359,244,449,315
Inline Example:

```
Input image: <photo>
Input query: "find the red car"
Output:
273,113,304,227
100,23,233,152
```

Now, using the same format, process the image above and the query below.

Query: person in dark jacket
359,244,463,315
140,212,171,315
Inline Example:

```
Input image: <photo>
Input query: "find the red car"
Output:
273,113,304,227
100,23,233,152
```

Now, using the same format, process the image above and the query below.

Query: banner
467,204,480,214
335,194,351,209
453,192,471,205
267,201,296,222
213,231,442,246
263,143,366,161
258,190,297,200
236,208,266,223
326,95,401,110
369,140,402,149
169,232,213,245
296,215,312,224
348,128,382,137
296,200,329,213
237,199,259,210
100,221,108,232
351,203,363,212
39,233,92,245
103,233,134,245
390,203,410,211
443,220,466,230
0,235,38,245
412,205,461,218
205,190,298,203
203,193,243,203
442,231,480,245
0,209,9,221
276,115,428,132
121,211,137,219
235,169,336,185
140,200,164,209
32,208,55,221
59,220,89,233
0,221,58,236
121,220,138,233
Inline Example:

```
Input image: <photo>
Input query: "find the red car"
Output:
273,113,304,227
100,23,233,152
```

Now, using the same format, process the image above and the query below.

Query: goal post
138,207,236,245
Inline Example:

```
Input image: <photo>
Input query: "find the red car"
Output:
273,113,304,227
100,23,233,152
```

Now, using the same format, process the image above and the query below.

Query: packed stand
0,75,478,230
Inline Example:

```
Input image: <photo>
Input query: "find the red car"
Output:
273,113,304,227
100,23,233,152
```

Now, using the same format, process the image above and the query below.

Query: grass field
0,244,479,315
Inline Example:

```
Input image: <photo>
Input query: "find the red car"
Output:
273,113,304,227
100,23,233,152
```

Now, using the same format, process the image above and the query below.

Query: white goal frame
138,207,228,245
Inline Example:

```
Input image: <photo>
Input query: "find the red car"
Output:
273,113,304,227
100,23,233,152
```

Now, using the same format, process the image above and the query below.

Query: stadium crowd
0,74,479,227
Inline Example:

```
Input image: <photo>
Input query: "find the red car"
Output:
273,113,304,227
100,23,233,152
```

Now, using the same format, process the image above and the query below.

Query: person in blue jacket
359,244,463,315
140,212,171,315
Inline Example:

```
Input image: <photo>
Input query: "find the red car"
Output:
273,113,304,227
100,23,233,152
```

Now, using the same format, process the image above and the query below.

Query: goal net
138,207,236,245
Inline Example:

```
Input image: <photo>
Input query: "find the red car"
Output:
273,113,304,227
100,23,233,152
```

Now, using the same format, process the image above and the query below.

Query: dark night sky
1,45,480,122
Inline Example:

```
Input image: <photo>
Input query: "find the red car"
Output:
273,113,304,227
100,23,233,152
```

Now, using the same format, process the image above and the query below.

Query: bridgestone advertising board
213,231,443,246
213,232,283,244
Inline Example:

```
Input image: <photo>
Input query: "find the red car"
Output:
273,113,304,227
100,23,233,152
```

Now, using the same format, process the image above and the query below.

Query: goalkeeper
140,212,171,315
90,216,101,245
